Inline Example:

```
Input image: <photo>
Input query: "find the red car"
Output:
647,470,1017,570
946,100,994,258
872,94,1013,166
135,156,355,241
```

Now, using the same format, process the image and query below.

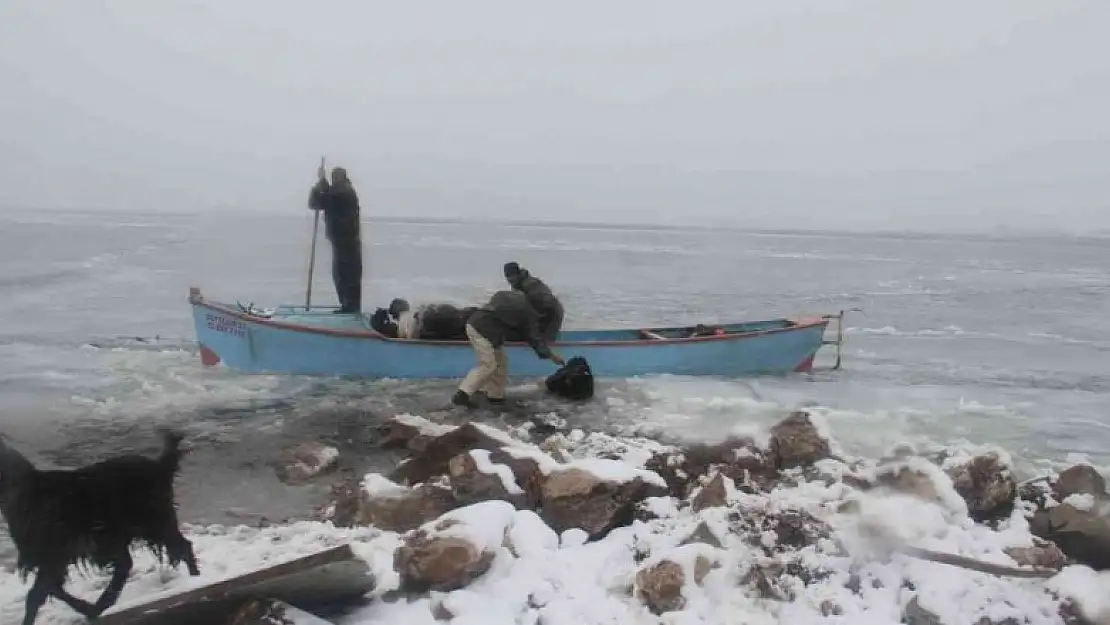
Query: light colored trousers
459,323,508,399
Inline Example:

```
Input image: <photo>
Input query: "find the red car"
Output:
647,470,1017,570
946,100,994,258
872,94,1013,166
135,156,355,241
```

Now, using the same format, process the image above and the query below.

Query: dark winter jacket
467,290,553,359
308,180,361,243
512,270,563,320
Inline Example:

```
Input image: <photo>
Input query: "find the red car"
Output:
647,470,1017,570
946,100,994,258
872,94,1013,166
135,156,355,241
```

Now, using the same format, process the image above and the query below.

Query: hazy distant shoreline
1,205,1105,243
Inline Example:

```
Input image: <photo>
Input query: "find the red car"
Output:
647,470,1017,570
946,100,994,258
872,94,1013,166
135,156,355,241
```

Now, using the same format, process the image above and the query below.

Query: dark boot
474,391,505,406
451,390,475,408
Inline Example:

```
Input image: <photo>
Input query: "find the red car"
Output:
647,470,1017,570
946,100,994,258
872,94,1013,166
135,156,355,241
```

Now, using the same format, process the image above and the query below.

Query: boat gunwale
189,293,829,348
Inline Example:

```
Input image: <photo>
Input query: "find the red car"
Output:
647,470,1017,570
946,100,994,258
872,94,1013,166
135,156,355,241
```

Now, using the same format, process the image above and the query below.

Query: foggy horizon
3,1,1109,233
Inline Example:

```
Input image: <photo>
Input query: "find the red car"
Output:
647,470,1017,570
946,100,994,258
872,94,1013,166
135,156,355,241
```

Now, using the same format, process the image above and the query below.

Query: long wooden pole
305,157,325,310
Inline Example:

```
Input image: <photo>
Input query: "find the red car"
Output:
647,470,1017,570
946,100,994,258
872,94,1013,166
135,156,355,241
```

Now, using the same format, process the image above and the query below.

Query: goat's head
0,433,36,500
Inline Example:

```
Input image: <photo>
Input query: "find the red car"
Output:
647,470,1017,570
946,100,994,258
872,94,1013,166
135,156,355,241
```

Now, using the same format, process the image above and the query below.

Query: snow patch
393,412,455,437
361,473,408,497
469,449,524,495
1064,493,1096,512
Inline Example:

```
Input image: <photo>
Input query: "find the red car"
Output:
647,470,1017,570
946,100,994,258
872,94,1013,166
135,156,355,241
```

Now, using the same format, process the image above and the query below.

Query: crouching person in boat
453,291,565,408
503,262,565,343
388,298,422,339
308,165,363,314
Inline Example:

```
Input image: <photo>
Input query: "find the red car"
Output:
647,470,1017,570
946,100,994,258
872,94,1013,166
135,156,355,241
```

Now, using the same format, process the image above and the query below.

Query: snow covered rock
691,471,733,512
680,520,725,549
768,410,832,470
1004,536,1067,571
902,596,943,625
275,441,339,485
394,533,492,593
1031,502,1110,570
393,500,516,592
448,449,536,509
635,560,685,614
1055,464,1109,500
375,413,456,452
388,422,515,486
644,435,768,499
540,463,668,540
319,473,458,532
502,509,560,558
634,545,717,615
874,463,946,503
945,451,1017,522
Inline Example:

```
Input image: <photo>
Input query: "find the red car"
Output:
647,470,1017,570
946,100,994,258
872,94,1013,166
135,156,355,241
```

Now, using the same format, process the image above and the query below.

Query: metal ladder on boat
820,308,863,371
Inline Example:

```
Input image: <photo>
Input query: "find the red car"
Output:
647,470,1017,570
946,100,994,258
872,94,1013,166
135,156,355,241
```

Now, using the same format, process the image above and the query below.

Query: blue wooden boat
187,286,848,379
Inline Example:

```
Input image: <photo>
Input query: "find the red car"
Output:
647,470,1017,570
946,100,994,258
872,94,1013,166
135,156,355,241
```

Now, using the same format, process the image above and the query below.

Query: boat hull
188,290,831,379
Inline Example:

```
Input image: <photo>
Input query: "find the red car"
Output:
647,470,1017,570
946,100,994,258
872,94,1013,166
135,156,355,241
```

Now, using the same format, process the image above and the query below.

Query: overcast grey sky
1,0,1108,231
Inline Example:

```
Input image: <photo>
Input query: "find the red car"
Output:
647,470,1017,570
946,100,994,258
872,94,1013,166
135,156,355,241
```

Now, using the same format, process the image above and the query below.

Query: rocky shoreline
273,409,1110,623
4,408,1110,624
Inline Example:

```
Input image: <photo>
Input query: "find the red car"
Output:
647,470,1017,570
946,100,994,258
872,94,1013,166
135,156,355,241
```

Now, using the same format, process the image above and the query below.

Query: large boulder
691,472,732,512
635,545,718,615
1004,536,1067,571
1030,502,1110,570
486,448,547,508
636,560,686,614
360,483,459,532
275,441,339,485
315,478,363,527
389,422,515,486
502,509,560,558
945,451,1017,522
319,473,458,532
644,435,769,499
540,462,668,540
375,414,456,452
874,464,944,504
393,500,516,592
768,411,832,470
394,532,493,593
448,449,539,509
1055,464,1108,500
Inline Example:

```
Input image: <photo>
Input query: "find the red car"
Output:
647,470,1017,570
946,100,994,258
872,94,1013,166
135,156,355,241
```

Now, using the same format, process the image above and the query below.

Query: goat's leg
89,552,133,617
25,573,97,624
45,586,97,620
21,574,50,625
168,531,200,576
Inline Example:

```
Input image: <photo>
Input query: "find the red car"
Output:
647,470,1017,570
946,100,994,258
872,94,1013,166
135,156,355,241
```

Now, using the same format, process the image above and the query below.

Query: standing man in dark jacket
309,163,363,314
452,290,565,408
503,262,565,343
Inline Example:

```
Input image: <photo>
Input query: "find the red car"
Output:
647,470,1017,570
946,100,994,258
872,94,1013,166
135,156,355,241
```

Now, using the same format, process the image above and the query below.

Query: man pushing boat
308,162,363,314
453,290,565,408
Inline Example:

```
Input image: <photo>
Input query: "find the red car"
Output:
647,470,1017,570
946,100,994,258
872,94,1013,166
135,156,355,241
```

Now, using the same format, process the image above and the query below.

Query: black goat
0,430,200,625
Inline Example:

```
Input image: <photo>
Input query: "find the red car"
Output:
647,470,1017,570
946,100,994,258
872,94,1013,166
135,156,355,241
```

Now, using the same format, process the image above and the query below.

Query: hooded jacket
467,290,553,359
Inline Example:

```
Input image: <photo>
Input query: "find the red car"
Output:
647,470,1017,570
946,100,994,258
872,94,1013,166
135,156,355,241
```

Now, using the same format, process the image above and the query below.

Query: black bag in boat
545,356,594,401
418,304,470,341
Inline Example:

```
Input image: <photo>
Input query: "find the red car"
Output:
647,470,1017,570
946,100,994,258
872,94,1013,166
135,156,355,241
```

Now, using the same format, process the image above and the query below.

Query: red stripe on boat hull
199,343,221,367
793,354,816,373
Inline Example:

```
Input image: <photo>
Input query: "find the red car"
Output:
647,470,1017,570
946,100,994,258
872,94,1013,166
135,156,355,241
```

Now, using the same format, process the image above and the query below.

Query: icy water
0,208,1107,531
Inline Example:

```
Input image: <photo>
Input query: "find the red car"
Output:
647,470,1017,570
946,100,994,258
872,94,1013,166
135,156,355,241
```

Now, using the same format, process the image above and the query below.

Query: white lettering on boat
205,313,246,338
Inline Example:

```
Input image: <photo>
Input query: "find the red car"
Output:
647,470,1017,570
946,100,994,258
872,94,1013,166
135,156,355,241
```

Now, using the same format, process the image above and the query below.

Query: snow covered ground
2,414,1109,625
